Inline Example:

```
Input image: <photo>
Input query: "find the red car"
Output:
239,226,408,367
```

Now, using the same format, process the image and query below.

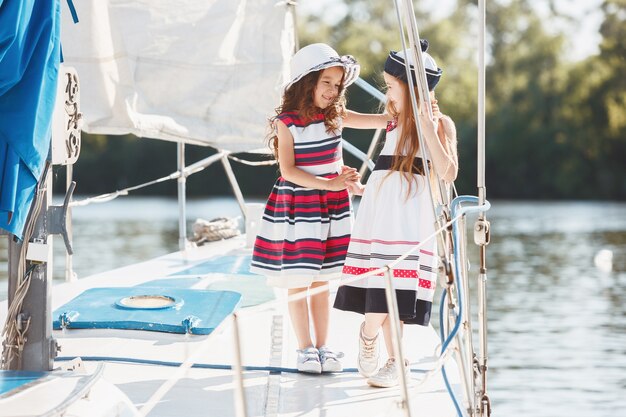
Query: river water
1,197,625,416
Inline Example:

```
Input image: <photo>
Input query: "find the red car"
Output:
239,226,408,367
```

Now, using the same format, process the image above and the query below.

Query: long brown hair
385,77,424,197
267,70,347,159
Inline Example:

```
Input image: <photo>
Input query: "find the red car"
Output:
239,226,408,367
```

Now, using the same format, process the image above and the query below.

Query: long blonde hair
385,77,425,196
267,70,347,159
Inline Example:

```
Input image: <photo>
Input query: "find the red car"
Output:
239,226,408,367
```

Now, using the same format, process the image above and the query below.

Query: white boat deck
1,236,464,417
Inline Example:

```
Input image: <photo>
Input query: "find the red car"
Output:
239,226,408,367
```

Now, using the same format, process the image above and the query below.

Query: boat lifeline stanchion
456,211,478,413
220,153,247,222
447,198,473,416
475,0,492,416
383,268,412,417
444,196,492,416
177,142,188,251
231,312,248,417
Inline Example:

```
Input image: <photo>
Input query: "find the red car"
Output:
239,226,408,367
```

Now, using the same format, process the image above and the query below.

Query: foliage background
58,0,626,201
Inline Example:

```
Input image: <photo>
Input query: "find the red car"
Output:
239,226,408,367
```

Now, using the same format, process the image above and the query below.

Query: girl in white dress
334,42,458,387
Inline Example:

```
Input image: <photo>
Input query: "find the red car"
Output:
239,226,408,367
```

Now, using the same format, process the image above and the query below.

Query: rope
190,217,241,245
55,355,435,375
70,152,227,208
69,151,273,209
1,163,50,369
70,174,177,207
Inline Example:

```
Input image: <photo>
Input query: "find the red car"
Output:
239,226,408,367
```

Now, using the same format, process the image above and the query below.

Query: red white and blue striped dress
333,121,438,325
250,111,352,288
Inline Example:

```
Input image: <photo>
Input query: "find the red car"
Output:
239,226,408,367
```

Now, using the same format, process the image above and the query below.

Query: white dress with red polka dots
333,121,438,326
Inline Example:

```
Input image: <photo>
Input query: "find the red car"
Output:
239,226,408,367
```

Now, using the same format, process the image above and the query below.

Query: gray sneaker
357,322,379,377
319,346,344,373
366,358,410,388
296,347,321,374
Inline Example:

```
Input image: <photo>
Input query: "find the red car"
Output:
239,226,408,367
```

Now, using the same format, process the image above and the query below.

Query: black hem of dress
333,286,432,326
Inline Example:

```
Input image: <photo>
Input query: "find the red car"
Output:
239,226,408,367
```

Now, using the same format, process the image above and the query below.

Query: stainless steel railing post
231,313,248,417
177,142,187,251
383,268,413,417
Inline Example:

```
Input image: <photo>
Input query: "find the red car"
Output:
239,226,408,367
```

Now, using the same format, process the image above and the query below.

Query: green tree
483,0,568,198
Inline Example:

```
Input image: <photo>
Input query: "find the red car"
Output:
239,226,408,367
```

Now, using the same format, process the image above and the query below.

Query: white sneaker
319,346,344,373
357,322,379,377
296,347,321,374
366,358,410,388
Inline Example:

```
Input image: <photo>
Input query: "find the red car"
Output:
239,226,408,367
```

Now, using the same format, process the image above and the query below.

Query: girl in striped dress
250,43,390,374
333,43,459,387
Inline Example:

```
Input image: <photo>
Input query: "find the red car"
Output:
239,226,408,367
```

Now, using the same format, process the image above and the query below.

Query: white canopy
60,0,294,152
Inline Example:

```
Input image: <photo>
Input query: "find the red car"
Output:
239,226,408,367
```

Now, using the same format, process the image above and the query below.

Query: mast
2,65,80,371
5,169,57,371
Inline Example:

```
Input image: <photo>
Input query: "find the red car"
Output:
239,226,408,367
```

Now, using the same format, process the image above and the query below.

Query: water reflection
475,201,626,416
0,198,625,416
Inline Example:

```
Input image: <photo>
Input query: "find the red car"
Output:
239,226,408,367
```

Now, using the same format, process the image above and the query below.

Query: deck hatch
52,287,241,335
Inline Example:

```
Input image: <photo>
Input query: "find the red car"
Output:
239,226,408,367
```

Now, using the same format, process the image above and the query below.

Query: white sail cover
60,0,294,152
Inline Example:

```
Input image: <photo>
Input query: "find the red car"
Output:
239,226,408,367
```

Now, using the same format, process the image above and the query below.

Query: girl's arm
438,115,458,178
276,121,359,191
343,110,392,130
418,113,459,183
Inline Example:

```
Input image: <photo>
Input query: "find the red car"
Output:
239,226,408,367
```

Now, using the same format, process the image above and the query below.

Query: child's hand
327,167,359,191
418,111,438,131
431,98,442,119
343,166,362,184
346,180,365,196
341,165,359,174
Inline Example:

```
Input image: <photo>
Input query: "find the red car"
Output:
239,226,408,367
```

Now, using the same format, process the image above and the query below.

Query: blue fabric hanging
0,0,61,239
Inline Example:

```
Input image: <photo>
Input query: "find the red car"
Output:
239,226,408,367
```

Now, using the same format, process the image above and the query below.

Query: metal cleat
48,181,76,255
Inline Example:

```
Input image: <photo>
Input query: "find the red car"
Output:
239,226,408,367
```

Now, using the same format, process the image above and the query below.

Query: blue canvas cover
0,0,60,238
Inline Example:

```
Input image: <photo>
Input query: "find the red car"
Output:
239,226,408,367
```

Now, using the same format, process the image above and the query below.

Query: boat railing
134,195,489,417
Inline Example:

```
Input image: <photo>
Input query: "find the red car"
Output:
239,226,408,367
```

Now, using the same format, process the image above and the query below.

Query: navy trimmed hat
384,40,443,91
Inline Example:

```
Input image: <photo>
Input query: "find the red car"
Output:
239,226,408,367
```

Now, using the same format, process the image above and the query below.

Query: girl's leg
310,281,343,373
309,281,329,347
363,312,387,338
357,313,387,377
366,318,408,388
381,316,404,358
288,287,313,349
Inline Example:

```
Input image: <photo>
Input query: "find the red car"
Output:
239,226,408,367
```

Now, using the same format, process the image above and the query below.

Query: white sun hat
284,43,360,92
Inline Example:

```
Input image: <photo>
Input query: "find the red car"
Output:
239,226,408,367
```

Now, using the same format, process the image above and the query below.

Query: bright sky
297,0,604,61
